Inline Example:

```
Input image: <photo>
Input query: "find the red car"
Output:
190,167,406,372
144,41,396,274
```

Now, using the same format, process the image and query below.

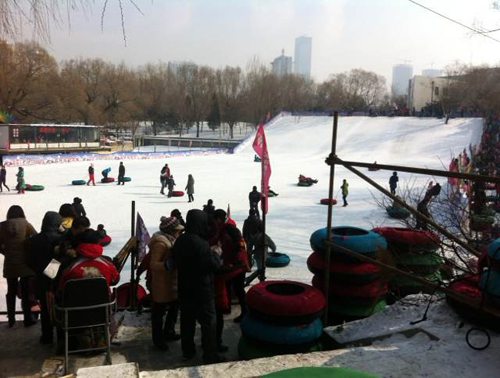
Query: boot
6,294,16,327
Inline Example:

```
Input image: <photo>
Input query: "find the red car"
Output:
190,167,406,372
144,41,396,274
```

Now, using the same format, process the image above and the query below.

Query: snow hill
0,116,483,311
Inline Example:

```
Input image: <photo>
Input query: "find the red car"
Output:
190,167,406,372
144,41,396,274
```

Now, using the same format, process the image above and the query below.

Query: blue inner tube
310,226,387,262
72,180,86,185
240,315,323,345
266,252,290,267
237,335,322,361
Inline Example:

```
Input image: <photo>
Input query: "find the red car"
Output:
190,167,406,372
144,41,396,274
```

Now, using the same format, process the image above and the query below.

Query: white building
294,36,312,80
422,68,443,77
271,49,293,76
392,64,413,96
408,75,449,111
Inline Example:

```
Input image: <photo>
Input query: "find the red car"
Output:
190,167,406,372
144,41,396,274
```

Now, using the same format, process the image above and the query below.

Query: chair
55,277,115,374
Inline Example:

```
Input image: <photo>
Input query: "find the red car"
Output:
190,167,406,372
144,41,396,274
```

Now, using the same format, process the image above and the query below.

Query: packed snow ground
0,116,483,312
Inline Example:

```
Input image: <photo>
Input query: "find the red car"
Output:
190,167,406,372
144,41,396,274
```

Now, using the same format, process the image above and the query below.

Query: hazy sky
26,0,500,84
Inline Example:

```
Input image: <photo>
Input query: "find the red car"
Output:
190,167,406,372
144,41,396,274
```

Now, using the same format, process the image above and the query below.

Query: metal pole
323,112,339,325
325,158,500,184
335,158,481,257
130,201,137,309
261,199,267,281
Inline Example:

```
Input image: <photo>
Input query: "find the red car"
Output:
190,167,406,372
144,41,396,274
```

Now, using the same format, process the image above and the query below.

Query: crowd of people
0,186,273,365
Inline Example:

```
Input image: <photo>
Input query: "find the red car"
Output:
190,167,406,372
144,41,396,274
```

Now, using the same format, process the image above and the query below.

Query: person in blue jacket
101,167,111,179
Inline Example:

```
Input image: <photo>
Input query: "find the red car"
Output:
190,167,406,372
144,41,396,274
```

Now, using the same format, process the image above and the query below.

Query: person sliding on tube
102,167,111,180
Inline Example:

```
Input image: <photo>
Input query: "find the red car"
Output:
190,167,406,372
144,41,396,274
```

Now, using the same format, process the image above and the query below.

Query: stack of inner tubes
238,280,325,360
373,227,442,300
307,226,388,324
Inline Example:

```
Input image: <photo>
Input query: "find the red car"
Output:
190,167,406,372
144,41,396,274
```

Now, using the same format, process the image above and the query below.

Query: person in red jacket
59,229,120,293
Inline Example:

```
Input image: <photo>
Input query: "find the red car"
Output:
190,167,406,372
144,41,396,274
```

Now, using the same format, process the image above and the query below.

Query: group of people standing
160,163,195,202
0,201,118,349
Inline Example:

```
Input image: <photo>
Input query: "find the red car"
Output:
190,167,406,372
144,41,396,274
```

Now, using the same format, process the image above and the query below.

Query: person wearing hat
72,197,87,218
149,216,184,350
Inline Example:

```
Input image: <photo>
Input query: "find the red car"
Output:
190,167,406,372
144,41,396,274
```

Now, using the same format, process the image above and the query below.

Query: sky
17,0,500,84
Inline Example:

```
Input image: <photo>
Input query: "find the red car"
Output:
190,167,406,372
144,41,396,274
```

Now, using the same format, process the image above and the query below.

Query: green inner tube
123,177,132,182
471,214,495,225
298,181,313,187
391,270,442,287
395,252,444,267
329,299,386,318
266,252,291,268
72,180,86,185
25,185,44,191
238,336,322,361
262,367,379,378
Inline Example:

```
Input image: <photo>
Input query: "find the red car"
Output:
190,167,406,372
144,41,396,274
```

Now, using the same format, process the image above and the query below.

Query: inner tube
390,271,442,297
268,191,279,197
101,177,115,183
262,367,378,378
72,180,86,186
307,252,381,284
310,226,387,262
240,315,323,345
123,177,132,182
25,185,44,191
487,239,500,260
171,190,184,197
320,198,337,205
386,206,410,219
113,282,147,309
373,227,439,247
297,181,313,187
312,275,388,303
266,252,291,268
395,252,443,275
479,270,500,298
99,235,112,247
245,280,325,325
368,167,380,172
238,335,322,361
329,299,386,318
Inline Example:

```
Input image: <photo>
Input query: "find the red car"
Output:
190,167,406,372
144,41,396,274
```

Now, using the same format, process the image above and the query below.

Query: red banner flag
252,123,271,214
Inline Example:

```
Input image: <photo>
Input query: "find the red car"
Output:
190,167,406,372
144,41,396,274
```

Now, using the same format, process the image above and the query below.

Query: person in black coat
72,197,86,217
389,172,399,195
172,209,224,364
248,186,261,216
170,209,186,227
242,209,262,246
26,211,65,344
117,162,126,185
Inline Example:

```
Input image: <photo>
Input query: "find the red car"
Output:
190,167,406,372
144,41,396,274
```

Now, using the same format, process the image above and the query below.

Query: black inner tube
266,283,305,296
466,327,491,350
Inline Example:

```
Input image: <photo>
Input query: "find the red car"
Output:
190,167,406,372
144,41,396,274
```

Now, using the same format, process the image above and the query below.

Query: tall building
294,36,312,80
391,64,413,96
422,68,443,78
271,49,293,76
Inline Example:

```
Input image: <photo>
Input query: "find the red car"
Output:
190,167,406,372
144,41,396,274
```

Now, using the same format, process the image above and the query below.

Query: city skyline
12,0,500,84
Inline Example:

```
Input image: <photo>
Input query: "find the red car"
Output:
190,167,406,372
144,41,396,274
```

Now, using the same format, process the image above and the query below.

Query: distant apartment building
422,68,443,78
294,36,312,80
391,64,413,96
271,49,293,76
407,75,449,111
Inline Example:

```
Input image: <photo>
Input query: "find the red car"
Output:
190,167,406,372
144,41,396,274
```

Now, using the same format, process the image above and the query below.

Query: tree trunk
196,121,200,138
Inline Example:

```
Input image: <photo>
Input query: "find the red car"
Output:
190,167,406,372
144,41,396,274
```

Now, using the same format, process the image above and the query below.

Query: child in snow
101,167,111,179
167,175,176,197
16,167,25,194
341,179,349,206
87,163,95,186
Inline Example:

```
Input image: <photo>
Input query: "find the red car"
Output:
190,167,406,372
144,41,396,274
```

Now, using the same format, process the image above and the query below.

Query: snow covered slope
0,116,483,310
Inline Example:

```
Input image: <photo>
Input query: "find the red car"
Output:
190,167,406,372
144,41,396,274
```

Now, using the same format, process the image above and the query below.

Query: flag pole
130,200,137,310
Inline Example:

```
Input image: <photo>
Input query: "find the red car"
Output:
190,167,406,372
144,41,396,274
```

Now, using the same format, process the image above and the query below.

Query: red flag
252,123,271,214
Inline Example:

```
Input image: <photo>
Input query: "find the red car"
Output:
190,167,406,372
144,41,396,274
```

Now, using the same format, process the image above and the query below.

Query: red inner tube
373,227,439,245
449,274,482,299
171,190,184,197
312,275,387,298
320,198,337,205
307,251,381,276
99,235,112,247
246,280,325,318
101,177,115,183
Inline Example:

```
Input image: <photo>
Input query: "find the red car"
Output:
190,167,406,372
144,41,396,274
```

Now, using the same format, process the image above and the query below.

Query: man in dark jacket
118,162,126,185
173,209,224,364
389,172,399,195
248,186,261,216
242,209,262,246
27,211,64,344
